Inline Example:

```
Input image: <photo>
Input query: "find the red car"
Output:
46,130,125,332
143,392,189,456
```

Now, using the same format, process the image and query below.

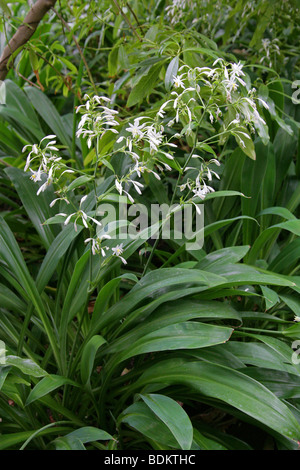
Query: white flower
126,119,145,139
23,135,59,172
158,100,171,118
57,196,101,232
133,163,160,180
191,200,201,215
146,126,164,153
192,177,215,200
115,179,123,195
115,179,135,203
36,166,54,195
231,62,245,78
59,210,102,232
76,94,119,147
85,237,100,255
173,75,185,89
112,243,127,264
129,179,144,195
30,167,43,182
257,98,270,110
50,197,70,208
85,234,111,256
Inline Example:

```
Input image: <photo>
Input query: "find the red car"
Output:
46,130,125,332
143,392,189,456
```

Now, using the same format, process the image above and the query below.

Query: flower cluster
84,234,111,256
22,60,266,265
158,60,268,143
180,158,221,203
259,38,280,68
57,195,102,232
165,0,197,26
76,94,119,148
22,135,74,195
115,117,178,200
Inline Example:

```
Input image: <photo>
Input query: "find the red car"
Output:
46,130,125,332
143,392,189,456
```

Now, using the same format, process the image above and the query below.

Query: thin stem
126,2,144,36
19,421,70,450
142,111,206,276
52,7,98,94
88,136,100,287
112,0,142,42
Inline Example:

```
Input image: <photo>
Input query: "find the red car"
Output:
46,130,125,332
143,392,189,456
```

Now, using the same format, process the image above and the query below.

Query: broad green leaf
240,368,300,399
223,342,295,374
192,428,227,450
36,224,83,293
127,63,163,107
118,322,233,362
0,366,11,391
140,394,193,450
66,176,92,192
234,127,256,160
261,286,280,311
201,190,246,201
282,324,300,339
5,356,47,378
26,375,79,406
81,336,106,385
54,436,86,450
132,359,300,442
0,427,70,451
5,167,58,249
193,424,252,450
119,401,180,449
206,263,295,288
24,86,72,152
65,427,113,443
197,246,250,270
106,299,240,354
258,206,297,221
0,217,60,366
89,268,227,335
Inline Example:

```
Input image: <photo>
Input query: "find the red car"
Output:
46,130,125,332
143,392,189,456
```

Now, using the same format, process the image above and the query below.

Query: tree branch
0,0,57,80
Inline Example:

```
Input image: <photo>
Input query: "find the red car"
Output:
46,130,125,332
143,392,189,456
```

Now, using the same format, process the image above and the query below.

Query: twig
126,2,144,36
52,7,97,94
112,0,142,42
0,0,58,80
16,70,41,89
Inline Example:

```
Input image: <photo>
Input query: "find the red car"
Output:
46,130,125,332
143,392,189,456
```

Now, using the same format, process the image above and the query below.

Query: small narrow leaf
26,375,79,406
165,56,179,92
81,336,106,385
